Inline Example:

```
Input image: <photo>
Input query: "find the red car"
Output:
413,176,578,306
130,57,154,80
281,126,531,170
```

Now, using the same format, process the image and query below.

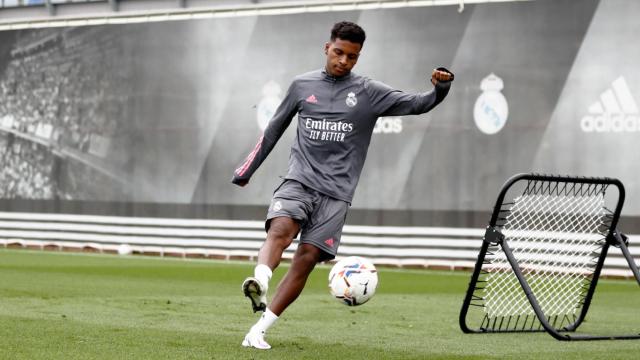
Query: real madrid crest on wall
256,80,283,131
346,92,358,107
473,73,508,135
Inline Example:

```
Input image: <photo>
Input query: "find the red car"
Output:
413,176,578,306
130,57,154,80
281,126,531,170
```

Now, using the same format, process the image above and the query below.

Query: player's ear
324,42,330,55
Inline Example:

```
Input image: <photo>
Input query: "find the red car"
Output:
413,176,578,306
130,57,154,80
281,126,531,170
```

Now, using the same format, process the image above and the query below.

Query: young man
232,21,453,349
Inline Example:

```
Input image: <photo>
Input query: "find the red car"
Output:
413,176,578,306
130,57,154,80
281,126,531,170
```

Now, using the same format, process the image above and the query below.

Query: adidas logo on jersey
306,94,318,104
581,76,640,133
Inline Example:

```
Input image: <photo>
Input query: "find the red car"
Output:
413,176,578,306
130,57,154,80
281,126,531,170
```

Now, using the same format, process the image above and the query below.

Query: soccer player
232,21,453,349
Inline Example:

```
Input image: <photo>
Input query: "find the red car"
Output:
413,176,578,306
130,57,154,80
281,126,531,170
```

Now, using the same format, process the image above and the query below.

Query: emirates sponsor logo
305,118,354,142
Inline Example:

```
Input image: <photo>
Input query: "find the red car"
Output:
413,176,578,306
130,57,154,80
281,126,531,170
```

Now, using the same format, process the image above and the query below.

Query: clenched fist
431,67,454,85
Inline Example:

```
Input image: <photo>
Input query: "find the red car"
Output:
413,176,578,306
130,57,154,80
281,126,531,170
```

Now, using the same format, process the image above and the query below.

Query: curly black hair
330,21,366,46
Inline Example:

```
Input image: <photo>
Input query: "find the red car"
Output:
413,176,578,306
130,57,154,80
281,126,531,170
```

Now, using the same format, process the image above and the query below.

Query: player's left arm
366,67,454,117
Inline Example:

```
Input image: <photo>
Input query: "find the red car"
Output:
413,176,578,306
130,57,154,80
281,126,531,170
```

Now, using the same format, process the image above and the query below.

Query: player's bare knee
266,233,293,249
267,218,298,248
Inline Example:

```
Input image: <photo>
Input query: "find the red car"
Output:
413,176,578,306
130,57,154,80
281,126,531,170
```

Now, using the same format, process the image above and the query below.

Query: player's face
324,38,361,77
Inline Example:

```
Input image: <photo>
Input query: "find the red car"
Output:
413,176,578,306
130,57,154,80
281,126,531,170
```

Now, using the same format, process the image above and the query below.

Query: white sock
254,264,272,290
252,308,278,334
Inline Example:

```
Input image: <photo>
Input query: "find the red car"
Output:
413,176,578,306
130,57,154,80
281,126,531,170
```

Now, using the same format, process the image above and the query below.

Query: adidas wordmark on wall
581,76,640,132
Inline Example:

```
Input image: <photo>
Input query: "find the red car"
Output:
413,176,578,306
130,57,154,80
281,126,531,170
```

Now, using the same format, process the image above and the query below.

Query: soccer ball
328,256,378,306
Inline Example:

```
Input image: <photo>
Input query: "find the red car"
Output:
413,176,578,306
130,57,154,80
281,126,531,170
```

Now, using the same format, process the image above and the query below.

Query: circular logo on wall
473,73,508,135
257,80,283,131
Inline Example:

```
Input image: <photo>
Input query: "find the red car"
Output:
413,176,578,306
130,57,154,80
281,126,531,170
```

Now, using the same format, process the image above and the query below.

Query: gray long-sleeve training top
233,68,451,203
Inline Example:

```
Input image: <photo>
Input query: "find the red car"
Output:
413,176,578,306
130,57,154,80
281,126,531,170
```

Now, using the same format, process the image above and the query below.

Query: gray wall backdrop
0,0,639,227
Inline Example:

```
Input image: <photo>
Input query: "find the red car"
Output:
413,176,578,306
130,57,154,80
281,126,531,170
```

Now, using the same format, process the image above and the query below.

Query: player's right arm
232,81,300,187
365,67,454,117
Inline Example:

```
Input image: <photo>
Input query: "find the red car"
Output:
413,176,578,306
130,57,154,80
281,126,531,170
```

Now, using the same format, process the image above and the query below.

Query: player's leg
259,217,300,269
269,243,323,315
265,191,348,315
243,191,348,350
243,180,311,313
243,217,299,313
242,243,322,350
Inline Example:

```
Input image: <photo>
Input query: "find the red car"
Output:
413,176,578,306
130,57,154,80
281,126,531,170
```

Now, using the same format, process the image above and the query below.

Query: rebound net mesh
479,181,613,331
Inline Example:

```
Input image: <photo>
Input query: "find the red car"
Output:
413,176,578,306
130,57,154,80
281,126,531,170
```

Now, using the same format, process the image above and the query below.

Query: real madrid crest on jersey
346,92,358,107
473,73,508,135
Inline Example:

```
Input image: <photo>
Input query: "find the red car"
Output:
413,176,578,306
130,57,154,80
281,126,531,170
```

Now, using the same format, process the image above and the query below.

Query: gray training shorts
266,179,349,261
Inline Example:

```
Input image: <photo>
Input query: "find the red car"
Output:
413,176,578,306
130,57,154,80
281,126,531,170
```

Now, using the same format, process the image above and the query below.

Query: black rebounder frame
459,173,640,340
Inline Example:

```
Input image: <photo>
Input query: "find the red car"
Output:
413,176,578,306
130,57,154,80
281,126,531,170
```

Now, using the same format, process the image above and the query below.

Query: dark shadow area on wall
0,32,16,72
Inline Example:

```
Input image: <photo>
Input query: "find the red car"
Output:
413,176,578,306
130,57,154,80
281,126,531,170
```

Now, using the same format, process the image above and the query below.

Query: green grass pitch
1,249,639,359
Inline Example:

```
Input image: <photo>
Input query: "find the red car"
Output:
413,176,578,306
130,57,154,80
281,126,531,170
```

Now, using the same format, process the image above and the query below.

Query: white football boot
241,329,271,350
242,277,267,313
